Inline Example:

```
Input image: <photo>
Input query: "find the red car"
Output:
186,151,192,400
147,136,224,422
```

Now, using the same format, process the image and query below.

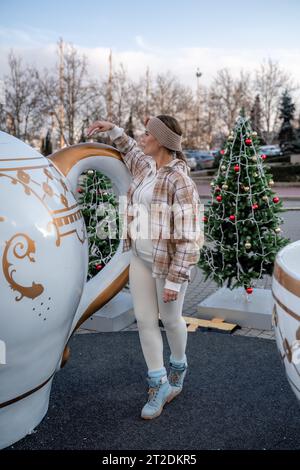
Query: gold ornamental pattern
0,160,86,247
2,233,44,301
0,159,87,301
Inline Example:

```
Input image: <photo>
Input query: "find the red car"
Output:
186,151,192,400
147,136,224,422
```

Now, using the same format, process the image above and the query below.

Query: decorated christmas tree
198,116,289,293
77,170,120,280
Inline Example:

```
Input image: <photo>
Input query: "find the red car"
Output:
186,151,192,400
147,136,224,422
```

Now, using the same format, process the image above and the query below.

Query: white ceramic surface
272,240,300,402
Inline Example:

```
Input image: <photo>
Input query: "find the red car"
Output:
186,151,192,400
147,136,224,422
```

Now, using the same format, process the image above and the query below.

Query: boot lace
169,370,181,385
147,386,159,402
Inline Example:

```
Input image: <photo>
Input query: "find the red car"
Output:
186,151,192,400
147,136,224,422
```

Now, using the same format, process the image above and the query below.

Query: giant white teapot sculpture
0,131,131,449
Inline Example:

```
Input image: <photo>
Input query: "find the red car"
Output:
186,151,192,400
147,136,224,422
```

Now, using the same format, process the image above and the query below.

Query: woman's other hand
86,120,115,137
163,288,178,303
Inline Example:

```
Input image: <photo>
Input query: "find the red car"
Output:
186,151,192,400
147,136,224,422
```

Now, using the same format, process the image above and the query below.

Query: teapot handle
48,143,131,361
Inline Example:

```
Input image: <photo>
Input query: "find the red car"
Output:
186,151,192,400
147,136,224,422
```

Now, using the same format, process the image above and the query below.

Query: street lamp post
196,68,202,147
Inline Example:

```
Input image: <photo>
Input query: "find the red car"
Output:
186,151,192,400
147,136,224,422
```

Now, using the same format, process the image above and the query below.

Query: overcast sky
1,0,300,90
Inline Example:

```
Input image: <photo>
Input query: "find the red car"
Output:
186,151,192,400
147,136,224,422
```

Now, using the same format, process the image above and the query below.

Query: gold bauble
228,135,234,141
210,181,215,186
244,186,250,192
245,242,252,249
274,227,281,233
269,180,274,186
262,195,269,201
252,131,258,137
254,172,258,177
221,165,226,171
222,184,228,190
252,156,257,162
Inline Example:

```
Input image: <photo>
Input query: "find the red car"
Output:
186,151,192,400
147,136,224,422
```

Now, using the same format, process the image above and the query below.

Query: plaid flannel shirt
109,127,204,286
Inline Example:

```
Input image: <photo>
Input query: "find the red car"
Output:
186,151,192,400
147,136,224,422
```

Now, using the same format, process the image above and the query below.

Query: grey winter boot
141,367,175,420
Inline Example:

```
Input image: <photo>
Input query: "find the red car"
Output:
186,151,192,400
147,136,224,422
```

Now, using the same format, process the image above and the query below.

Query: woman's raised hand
86,120,115,137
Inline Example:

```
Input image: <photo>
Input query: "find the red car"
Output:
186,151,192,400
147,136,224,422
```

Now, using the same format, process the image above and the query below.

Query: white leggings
129,252,188,373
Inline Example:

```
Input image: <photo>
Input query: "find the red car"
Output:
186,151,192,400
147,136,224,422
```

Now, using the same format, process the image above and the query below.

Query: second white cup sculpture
272,240,300,402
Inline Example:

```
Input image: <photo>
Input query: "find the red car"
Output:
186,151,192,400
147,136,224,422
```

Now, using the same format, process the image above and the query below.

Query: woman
87,115,203,420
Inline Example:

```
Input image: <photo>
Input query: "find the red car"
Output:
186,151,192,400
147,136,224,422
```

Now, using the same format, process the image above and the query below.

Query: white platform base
197,287,274,330
81,290,135,332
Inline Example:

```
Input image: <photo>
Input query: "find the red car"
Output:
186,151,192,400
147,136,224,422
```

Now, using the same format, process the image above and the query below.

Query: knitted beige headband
146,117,182,152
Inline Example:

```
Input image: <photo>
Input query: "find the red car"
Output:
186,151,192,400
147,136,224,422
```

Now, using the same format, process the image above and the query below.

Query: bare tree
150,72,193,116
211,68,253,134
3,51,40,142
107,69,195,144
0,103,6,132
80,80,107,132
254,59,293,143
36,40,104,147
129,69,156,128
110,63,132,126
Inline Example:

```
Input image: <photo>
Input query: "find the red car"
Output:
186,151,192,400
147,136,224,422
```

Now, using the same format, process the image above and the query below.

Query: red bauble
246,287,253,294
273,196,280,204
261,154,267,160
252,203,259,210
77,188,83,193
215,186,221,193
202,216,208,222
216,195,222,202
229,215,236,221
245,138,252,145
95,264,103,271
234,165,240,172
220,149,225,155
